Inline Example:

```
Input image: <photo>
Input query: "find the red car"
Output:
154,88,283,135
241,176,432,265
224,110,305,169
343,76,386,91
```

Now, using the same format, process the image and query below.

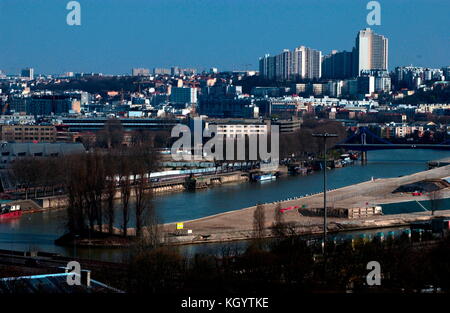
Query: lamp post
312,133,337,252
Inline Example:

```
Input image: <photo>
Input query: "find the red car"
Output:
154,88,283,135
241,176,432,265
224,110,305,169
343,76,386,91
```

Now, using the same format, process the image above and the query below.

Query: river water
0,149,449,261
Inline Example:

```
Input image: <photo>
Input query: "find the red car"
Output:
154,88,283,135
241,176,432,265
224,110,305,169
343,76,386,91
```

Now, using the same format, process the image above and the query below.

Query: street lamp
312,133,338,252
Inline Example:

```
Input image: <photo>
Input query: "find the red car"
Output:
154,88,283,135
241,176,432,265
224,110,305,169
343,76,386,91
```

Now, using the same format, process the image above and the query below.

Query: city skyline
5,26,447,79
258,28,389,81
0,0,449,75
1,0,450,301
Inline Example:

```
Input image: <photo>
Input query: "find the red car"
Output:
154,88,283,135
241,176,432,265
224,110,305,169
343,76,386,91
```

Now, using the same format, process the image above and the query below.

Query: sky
0,0,448,75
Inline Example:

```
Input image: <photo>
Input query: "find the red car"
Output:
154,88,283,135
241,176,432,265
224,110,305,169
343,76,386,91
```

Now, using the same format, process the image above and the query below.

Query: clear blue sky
0,0,448,75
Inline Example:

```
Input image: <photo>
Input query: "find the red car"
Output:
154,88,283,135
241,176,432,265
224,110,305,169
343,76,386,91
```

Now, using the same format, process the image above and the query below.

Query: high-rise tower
354,28,388,76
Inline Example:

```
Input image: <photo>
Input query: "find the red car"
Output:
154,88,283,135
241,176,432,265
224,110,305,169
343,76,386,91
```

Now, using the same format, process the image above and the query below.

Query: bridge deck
336,144,450,151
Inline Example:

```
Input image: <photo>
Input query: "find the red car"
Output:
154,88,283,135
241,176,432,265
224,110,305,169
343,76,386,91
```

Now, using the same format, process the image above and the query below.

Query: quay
428,157,450,169
8,170,253,211
163,164,450,245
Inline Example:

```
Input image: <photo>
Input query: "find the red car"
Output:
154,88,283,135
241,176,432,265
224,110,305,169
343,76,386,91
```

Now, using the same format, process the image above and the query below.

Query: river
0,149,449,261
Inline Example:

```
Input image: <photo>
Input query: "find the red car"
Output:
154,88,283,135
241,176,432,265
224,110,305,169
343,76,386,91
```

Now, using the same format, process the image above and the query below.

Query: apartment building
204,119,269,138
0,125,57,142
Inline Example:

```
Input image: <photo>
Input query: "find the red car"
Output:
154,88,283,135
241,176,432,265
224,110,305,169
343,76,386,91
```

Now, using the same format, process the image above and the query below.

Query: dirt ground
163,164,450,242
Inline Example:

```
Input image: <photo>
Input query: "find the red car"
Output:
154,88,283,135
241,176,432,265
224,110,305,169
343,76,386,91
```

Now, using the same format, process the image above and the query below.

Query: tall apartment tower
292,46,322,80
21,68,34,80
275,49,292,81
259,46,321,81
306,47,322,79
354,28,388,76
259,54,277,80
259,54,270,78
131,68,150,76
291,47,305,79
322,50,354,79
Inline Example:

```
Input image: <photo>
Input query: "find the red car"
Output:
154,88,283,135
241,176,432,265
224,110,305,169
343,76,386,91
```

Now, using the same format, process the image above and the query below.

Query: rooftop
0,272,123,294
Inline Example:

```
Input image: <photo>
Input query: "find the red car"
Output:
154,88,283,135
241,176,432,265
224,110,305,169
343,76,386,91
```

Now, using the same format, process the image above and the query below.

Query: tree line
11,144,161,240
109,221,450,293
279,119,347,160
101,203,450,293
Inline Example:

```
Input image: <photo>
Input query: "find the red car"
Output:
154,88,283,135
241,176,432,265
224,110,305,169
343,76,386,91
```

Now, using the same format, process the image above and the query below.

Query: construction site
164,163,450,245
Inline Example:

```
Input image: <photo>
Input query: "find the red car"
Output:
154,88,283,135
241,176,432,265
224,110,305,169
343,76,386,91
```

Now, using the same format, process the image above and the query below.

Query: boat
254,173,276,182
0,204,22,219
349,152,359,160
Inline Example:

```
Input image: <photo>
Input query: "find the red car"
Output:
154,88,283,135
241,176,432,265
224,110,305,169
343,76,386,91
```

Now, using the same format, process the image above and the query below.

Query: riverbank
3,150,450,260
18,170,254,212
56,207,450,248
55,231,136,248
54,161,450,248
161,164,450,245
12,159,343,212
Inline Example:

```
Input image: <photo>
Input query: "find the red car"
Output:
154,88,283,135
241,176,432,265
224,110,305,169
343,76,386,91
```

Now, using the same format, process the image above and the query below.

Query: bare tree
64,157,79,234
130,143,161,238
10,157,42,199
271,203,286,237
42,156,64,197
104,153,118,235
63,154,88,235
96,118,124,149
253,203,266,240
144,203,162,248
118,150,131,237
89,152,106,231
84,154,97,231
279,119,347,161
133,168,148,238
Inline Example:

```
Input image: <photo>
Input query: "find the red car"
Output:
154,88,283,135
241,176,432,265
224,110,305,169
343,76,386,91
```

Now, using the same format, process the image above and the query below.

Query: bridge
337,143,450,151
334,127,450,162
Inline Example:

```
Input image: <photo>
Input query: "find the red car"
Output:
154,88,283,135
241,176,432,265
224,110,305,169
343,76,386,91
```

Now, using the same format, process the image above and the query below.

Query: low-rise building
0,124,56,142
0,142,85,167
204,119,269,138
271,117,302,133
